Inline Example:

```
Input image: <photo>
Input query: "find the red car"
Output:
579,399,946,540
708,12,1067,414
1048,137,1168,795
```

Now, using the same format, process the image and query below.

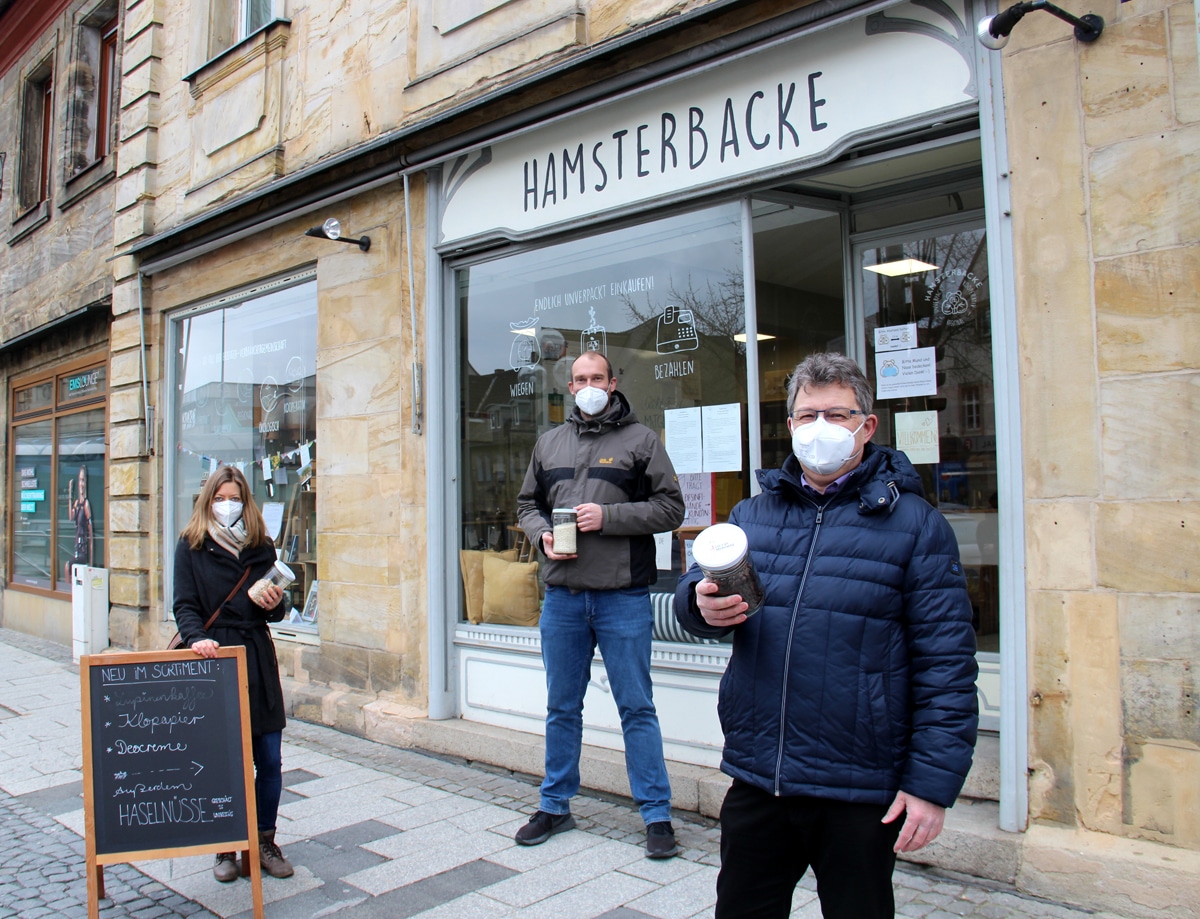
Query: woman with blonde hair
172,464,294,883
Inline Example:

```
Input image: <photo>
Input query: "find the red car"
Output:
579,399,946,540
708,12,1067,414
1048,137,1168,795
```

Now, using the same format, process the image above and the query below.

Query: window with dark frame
94,17,118,161
18,60,54,211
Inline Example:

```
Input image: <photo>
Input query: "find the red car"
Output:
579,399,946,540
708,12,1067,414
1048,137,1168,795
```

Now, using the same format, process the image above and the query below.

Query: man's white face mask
790,416,864,476
574,386,611,416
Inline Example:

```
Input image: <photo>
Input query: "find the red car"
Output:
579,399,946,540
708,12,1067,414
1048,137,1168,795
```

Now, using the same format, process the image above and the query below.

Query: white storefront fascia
437,0,979,248
439,0,985,765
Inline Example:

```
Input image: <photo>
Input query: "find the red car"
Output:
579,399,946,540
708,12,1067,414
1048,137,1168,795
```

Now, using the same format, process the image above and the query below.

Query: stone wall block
123,0,163,42
368,649,403,695
1096,247,1200,373
1026,501,1094,589
114,205,154,245
109,460,146,496
318,534,392,586
118,129,159,175
302,642,371,692
109,314,143,352
367,412,403,476
1126,741,1200,846
1065,591,1124,833
1081,12,1171,148
1099,373,1200,498
315,339,402,419
109,422,146,460
1090,124,1200,256
317,270,402,349
323,583,403,651
1005,40,1100,500
107,534,147,570
1096,500,1199,592
1168,3,1200,123
120,93,161,140
109,497,148,533
109,388,143,424
320,475,403,534
122,20,161,73
109,349,143,387
316,418,370,476
114,160,155,213
111,281,140,317
1028,590,1076,823
109,571,149,607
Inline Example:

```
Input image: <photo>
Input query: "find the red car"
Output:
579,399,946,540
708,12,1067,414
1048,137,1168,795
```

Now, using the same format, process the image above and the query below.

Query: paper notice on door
664,407,703,473
701,403,742,472
873,322,918,353
875,347,937,400
895,411,940,464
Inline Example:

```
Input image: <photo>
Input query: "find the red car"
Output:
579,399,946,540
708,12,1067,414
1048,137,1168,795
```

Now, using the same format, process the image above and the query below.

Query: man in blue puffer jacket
675,352,978,919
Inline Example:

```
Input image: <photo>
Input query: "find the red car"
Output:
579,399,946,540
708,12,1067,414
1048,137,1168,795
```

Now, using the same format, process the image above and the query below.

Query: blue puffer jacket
675,444,978,808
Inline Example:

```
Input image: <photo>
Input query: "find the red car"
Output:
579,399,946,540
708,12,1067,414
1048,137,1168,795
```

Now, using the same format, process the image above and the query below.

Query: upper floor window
209,0,271,58
18,60,54,211
67,5,121,177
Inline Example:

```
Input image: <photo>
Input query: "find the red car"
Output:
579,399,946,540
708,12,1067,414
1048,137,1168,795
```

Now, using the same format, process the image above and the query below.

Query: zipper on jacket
773,499,824,796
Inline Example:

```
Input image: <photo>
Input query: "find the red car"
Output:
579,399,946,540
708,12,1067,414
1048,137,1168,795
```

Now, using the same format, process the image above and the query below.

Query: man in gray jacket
516,351,686,858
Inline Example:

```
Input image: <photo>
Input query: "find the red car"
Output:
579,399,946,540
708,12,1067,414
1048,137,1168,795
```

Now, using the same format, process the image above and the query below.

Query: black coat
172,535,286,736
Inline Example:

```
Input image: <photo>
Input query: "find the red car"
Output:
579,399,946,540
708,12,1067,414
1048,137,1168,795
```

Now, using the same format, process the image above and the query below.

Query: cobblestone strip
0,786,216,919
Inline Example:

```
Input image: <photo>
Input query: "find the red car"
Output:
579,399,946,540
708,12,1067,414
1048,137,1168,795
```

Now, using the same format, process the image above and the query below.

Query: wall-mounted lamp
976,0,1103,50
304,217,371,252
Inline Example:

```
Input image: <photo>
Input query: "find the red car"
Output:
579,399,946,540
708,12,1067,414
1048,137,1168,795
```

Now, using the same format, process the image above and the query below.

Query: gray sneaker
514,810,575,845
646,821,680,858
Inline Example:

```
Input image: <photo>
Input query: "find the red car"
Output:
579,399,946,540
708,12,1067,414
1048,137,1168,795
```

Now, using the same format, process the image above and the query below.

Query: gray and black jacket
517,390,685,591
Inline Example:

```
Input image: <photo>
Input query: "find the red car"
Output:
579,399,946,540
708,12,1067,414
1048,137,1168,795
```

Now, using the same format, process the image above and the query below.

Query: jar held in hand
249,560,295,604
551,508,578,555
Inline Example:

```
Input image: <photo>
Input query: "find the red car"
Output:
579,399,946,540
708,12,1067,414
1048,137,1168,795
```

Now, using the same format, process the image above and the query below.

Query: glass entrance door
854,219,1000,730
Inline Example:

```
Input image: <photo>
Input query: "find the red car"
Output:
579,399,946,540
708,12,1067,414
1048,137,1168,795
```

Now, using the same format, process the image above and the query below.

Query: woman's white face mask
790,416,865,476
212,499,243,528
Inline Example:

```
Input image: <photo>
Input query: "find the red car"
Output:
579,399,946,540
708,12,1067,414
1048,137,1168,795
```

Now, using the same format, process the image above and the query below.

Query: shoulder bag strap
200,566,252,632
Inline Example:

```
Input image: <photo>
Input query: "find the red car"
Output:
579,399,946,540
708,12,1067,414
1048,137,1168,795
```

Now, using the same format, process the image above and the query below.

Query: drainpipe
137,272,154,456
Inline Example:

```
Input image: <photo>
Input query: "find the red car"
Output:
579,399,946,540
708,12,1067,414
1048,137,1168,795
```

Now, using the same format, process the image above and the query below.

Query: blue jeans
252,730,283,831
538,585,672,826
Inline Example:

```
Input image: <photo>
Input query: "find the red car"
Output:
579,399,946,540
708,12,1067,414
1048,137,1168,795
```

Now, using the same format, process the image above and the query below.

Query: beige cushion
459,550,486,623
481,554,541,627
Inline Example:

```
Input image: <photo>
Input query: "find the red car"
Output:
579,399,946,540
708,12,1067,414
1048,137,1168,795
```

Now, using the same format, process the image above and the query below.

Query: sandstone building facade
1,0,1197,914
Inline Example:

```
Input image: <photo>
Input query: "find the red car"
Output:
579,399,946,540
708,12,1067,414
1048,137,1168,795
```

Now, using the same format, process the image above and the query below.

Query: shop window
169,275,318,635
66,6,120,176
18,60,54,212
9,362,108,593
456,204,746,639
208,0,271,58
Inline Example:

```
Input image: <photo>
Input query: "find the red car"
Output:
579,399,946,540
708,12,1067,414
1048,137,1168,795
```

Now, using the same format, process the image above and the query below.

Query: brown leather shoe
213,852,239,882
258,828,294,878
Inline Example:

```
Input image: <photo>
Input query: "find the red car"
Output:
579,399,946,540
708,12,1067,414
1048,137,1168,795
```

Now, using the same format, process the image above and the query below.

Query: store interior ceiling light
733,332,777,342
304,217,371,252
863,258,940,277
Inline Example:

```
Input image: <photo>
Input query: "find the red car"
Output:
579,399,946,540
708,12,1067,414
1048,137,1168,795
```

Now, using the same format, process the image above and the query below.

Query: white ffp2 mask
791,416,864,476
574,386,611,416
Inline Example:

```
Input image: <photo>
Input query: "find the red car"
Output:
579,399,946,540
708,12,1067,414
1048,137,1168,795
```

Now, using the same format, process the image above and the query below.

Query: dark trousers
716,780,902,919
251,730,283,831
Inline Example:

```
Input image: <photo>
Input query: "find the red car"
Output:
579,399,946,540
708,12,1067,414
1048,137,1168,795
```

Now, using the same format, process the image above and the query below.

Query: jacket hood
568,389,637,431
756,442,926,514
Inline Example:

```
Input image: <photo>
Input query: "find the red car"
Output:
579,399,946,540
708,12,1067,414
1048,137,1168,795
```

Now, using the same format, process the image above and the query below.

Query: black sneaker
645,821,680,858
514,810,576,845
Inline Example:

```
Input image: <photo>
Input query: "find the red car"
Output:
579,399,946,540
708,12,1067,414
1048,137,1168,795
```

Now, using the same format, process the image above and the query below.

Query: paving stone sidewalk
0,627,1148,919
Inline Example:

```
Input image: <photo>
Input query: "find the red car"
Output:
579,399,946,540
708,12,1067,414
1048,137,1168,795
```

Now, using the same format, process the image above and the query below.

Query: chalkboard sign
80,648,263,919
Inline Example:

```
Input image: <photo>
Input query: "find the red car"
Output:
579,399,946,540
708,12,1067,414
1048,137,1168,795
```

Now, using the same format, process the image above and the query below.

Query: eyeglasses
790,407,866,426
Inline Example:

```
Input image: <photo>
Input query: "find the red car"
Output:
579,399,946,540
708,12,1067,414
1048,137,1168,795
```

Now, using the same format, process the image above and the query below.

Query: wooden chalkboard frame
80,647,264,919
